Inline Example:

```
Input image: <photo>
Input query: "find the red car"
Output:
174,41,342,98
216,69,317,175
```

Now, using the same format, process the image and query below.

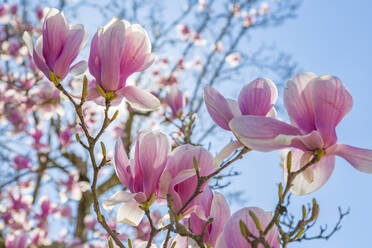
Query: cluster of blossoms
1,1,371,248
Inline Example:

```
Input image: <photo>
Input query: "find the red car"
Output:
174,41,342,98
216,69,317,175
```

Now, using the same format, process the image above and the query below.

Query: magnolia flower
188,186,230,247
13,155,32,170
87,17,159,110
176,24,192,40
103,131,171,226
159,144,215,215
23,8,87,81
229,73,372,195
204,78,277,131
216,207,279,248
225,53,240,67
165,85,187,118
5,231,28,248
241,11,256,27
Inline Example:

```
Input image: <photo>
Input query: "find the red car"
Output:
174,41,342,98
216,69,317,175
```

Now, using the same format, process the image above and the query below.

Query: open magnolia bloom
204,78,277,131
23,8,87,81
103,131,171,226
204,78,277,166
159,144,215,216
216,207,279,248
87,17,159,109
229,73,372,195
188,186,230,247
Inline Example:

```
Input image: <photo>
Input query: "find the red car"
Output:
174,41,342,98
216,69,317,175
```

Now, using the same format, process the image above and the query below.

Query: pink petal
164,235,188,248
284,72,317,133
229,116,301,151
226,99,242,117
204,85,240,130
98,18,126,91
311,75,353,146
114,139,132,188
42,8,69,69
208,192,230,246
33,37,50,78
283,149,335,195
329,144,372,173
238,78,277,116
53,24,86,79
135,131,171,200
220,207,279,248
119,85,160,111
119,23,153,80
88,33,101,82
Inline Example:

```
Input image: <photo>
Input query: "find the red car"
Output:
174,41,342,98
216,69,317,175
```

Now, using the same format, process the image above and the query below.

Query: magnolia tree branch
52,78,126,248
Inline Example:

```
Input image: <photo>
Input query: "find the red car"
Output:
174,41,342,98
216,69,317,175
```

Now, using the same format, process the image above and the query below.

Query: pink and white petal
284,72,317,133
283,149,335,195
213,140,244,167
204,85,236,130
209,193,230,246
238,78,278,116
88,32,101,81
98,18,126,91
53,25,86,79
329,144,372,173
137,53,157,72
311,75,353,146
33,37,50,78
226,99,242,117
287,130,324,151
114,139,131,187
136,130,171,199
215,234,227,248
116,199,144,226
119,85,160,111
159,170,172,198
85,81,100,100
163,235,189,248
102,191,133,211
69,60,87,76
229,116,301,151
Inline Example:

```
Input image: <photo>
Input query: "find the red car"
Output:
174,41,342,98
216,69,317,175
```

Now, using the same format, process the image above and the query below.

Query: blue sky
221,0,372,247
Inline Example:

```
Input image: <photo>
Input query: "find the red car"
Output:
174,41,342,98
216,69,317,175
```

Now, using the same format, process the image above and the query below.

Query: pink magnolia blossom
188,186,230,247
13,155,32,170
10,4,17,15
165,85,187,118
35,197,57,220
35,6,43,20
216,207,279,248
204,78,277,131
225,52,240,67
5,231,28,248
23,8,87,81
59,127,73,148
9,192,31,212
159,144,215,215
103,131,170,226
229,73,372,195
87,17,159,110
176,24,191,40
